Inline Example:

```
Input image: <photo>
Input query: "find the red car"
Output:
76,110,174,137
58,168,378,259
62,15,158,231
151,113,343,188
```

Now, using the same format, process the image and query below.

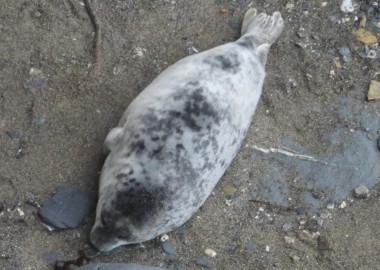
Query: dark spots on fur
116,173,129,180
125,140,146,157
176,143,184,150
150,146,163,157
134,134,140,139
129,169,134,175
113,187,166,225
204,53,241,74
231,138,237,146
176,127,184,134
130,179,136,183
151,136,159,141
169,110,182,118
220,159,226,167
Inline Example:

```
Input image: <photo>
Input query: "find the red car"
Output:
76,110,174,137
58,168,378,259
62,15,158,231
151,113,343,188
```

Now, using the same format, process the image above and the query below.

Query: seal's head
90,162,167,252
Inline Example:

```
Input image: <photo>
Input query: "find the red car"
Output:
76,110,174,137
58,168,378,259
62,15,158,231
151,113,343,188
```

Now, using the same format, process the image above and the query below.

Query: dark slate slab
39,187,97,229
77,263,166,270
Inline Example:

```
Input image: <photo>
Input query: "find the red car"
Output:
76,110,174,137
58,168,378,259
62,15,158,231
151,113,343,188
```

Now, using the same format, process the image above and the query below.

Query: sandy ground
1,0,380,269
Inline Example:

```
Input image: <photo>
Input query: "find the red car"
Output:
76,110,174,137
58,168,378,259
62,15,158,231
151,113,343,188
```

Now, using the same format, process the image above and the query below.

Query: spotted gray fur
90,9,284,252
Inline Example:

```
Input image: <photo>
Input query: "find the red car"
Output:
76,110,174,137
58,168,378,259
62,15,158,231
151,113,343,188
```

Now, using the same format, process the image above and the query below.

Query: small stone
23,78,47,90
354,28,379,44
284,236,295,244
341,0,354,13
366,50,377,59
41,251,63,262
292,255,301,262
296,27,308,38
186,46,199,56
320,210,331,219
315,217,324,227
76,263,166,270
160,234,169,242
39,187,97,230
245,241,256,250
31,117,46,126
340,201,347,209
367,80,380,100
295,207,307,215
326,203,335,210
265,245,270,252
222,184,237,194
377,137,380,150
359,15,367,27
204,248,217,258
220,8,229,14
282,222,293,232
354,185,369,199
196,255,210,268
162,241,176,254
338,46,350,56
298,219,307,225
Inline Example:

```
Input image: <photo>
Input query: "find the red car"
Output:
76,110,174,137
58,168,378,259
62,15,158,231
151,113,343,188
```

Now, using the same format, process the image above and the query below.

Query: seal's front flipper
103,127,124,154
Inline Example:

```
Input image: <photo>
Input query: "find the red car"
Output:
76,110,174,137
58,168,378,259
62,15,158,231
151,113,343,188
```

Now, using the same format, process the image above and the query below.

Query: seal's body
90,9,284,252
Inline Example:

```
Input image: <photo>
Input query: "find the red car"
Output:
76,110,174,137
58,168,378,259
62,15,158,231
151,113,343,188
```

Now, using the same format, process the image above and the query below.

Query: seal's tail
240,9,284,46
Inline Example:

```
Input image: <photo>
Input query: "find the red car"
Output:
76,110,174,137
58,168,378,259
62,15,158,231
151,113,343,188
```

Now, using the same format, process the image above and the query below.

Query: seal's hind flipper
240,9,284,46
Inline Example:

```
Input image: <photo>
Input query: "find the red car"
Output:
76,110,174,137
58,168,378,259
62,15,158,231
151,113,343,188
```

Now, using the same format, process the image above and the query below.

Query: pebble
354,28,378,44
353,185,369,199
39,187,97,229
377,137,380,150
222,184,237,194
245,241,256,250
204,248,217,258
160,234,169,242
326,203,335,210
315,217,324,227
282,222,294,232
292,255,301,262
320,210,331,219
186,46,199,56
196,255,210,268
340,201,347,209
284,236,295,244
76,263,166,270
23,78,47,90
41,251,63,262
162,241,176,254
338,46,352,62
367,80,380,100
295,207,307,215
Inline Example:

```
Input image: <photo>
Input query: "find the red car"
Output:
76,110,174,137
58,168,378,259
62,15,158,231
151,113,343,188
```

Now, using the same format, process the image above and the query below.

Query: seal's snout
89,225,118,252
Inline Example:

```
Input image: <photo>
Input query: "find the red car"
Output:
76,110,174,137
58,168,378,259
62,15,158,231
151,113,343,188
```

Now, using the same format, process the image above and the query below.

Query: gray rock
282,222,294,232
39,187,97,229
162,241,176,254
77,264,166,270
41,251,62,262
196,255,210,268
23,78,47,89
354,185,369,199
245,241,256,250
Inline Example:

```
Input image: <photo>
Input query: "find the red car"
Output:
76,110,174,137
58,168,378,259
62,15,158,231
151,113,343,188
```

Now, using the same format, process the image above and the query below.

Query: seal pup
90,8,284,252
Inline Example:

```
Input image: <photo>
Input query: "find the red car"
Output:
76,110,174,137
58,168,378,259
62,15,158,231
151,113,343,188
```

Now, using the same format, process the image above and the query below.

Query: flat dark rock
77,263,166,270
39,187,97,229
